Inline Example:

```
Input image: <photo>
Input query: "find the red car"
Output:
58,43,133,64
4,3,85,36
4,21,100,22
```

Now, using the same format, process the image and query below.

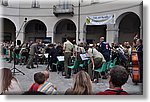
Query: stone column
79,31,86,44
16,30,24,43
76,29,79,44
46,31,53,43
140,26,143,39
139,2,143,39
106,24,119,44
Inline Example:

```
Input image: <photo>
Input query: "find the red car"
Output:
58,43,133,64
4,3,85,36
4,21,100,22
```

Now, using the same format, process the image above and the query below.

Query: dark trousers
64,52,72,77
104,55,110,62
26,55,34,67
139,60,143,82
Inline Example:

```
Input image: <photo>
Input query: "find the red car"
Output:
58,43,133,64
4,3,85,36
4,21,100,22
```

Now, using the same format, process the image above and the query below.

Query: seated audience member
22,91,46,95
36,72,57,95
29,72,43,91
65,70,92,95
0,68,22,94
42,70,57,90
96,65,129,95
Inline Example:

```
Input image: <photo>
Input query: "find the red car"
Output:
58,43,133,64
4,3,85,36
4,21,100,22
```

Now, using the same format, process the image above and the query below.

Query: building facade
0,0,143,44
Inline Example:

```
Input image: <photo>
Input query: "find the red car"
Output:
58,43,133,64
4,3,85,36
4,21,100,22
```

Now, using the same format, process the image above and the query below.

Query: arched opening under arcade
24,19,47,42
54,19,76,44
1,18,16,42
117,12,141,43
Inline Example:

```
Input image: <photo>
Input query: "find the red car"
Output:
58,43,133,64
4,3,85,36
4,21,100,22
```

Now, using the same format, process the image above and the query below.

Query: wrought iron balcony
31,0,40,8
53,4,74,17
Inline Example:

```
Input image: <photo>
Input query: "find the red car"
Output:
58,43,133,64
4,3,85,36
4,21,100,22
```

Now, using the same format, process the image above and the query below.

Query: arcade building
0,0,143,44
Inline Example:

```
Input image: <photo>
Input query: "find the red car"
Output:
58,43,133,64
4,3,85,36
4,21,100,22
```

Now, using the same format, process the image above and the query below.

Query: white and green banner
86,14,115,25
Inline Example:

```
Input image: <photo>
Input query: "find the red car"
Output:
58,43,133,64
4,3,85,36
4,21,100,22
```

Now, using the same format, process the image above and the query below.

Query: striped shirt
37,82,57,95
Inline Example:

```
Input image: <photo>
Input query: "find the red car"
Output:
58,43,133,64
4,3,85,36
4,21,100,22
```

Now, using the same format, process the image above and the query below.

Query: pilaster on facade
78,32,86,44
15,30,24,42
106,24,119,44
140,26,143,39
46,31,53,43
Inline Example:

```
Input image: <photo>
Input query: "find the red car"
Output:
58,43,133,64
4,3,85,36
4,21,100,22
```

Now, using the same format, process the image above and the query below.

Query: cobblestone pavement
1,59,143,95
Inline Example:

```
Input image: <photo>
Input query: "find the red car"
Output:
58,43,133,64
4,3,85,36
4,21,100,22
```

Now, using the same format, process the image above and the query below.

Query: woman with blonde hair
65,70,92,95
0,68,22,94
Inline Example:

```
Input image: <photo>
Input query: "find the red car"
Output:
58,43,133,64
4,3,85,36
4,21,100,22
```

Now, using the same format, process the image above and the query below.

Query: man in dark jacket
136,39,143,83
98,37,111,62
97,37,111,79
47,43,58,71
56,42,63,56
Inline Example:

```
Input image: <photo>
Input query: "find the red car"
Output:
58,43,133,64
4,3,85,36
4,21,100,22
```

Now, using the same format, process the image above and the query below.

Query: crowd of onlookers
0,35,143,95
0,65,129,95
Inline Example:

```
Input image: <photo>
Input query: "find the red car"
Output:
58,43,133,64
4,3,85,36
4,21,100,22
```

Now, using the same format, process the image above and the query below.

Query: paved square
1,59,143,95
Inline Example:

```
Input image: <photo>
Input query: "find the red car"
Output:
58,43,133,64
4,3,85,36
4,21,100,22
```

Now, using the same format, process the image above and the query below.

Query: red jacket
96,88,128,95
29,83,39,91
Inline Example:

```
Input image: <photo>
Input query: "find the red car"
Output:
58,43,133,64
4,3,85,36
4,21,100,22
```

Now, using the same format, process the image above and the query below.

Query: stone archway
24,19,47,42
54,19,76,43
86,25,107,44
116,12,141,43
1,18,16,42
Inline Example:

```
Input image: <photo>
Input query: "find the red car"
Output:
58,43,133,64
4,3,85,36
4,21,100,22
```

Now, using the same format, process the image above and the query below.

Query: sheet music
44,53,49,58
57,56,64,61
80,53,90,61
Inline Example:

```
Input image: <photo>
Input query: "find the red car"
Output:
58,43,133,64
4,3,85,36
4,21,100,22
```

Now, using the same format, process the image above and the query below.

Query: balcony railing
31,0,40,8
53,4,74,17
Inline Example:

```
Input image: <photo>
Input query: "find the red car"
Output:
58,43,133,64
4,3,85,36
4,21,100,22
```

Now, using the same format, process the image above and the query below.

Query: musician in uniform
63,36,73,79
85,44,106,81
136,39,143,83
98,37,111,62
8,42,14,63
26,40,40,69
47,43,58,71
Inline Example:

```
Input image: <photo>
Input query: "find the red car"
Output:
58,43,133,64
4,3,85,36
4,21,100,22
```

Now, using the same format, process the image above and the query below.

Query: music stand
11,18,27,75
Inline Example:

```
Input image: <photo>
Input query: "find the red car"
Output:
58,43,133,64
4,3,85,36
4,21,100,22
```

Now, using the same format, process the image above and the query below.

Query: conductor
26,39,40,69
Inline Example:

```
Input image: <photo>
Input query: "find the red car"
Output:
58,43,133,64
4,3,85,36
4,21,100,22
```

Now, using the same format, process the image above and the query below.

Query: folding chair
79,60,88,70
93,62,108,83
68,60,79,75
109,57,117,69
52,61,63,74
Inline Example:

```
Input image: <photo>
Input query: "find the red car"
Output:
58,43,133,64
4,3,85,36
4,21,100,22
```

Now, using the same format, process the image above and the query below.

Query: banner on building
86,14,115,25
